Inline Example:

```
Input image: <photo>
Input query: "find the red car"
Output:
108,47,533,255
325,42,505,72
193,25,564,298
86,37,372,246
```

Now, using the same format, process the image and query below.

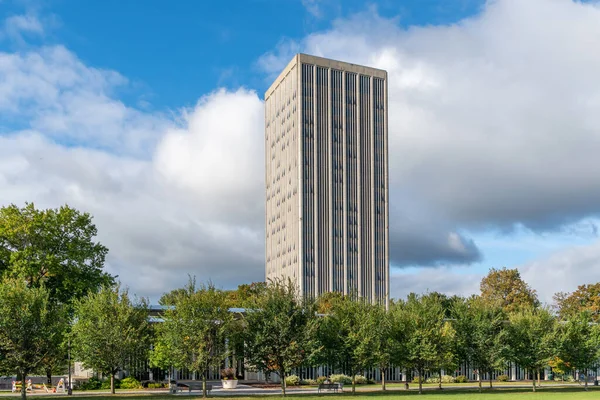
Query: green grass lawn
1,386,599,400
382,381,581,388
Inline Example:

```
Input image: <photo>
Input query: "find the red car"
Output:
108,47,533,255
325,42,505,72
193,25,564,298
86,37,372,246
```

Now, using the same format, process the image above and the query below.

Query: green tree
151,279,232,398
157,288,188,306
554,283,600,322
315,295,380,394
243,279,317,396
453,296,506,391
225,282,268,308
71,284,149,394
480,268,539,313
314,291,345,314
428,292,459,390
370,304,395,391
548,356,572,381
0,203,114,385
502,307,555,392
0,203,113,306
0,279,65,400
400,293,455,394
555,311,600,391
388,300,410,386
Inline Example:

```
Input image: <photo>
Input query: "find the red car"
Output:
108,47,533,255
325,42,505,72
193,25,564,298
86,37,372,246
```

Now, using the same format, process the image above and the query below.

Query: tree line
1,203,600,399
152,272,600,396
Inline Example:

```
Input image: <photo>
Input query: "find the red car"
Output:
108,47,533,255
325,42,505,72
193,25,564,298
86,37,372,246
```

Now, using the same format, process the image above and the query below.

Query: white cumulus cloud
261,0,600,267
3,0,600,300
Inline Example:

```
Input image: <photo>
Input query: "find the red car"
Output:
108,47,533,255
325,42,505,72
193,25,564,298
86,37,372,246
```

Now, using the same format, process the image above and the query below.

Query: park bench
176,382,212,394
317,382,340,393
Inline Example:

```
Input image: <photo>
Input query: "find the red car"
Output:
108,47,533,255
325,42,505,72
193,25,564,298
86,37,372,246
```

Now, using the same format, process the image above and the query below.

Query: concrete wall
265,54,389,306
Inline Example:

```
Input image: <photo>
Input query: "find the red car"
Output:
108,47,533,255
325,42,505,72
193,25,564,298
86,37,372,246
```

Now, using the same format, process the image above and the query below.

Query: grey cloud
391,236,600,304
389,203,482,266
390,267,482,301
261,0,600,247
390,227,481,267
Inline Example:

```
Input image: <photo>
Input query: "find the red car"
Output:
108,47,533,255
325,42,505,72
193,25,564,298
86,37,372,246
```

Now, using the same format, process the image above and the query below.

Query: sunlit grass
1,385,599,399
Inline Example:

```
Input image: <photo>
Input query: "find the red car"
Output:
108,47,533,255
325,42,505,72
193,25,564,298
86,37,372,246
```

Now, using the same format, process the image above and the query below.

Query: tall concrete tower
265,54,389,305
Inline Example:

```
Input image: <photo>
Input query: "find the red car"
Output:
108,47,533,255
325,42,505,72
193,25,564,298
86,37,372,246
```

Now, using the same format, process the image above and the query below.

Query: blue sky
1,0,600,303
2,0,485,109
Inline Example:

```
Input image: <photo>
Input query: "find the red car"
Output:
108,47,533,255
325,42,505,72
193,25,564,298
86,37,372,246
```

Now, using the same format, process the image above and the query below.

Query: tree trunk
418,369,423,394
381,369,386,391
20,372,27,400
202,374,207,398
279,369,286,397
489,368,493,389
438,369,442,390
584,369,588,391
46,368,53,386
478,370,482,393
352,372,356,395
532,375,536,392
537,369,541,388
110,374,115,395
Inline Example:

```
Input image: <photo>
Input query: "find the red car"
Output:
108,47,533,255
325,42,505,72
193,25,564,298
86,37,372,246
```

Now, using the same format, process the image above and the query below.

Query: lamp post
68,339,72,395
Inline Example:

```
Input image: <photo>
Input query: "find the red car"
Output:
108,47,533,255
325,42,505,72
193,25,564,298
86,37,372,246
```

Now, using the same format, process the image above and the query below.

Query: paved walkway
1,382,594,397
188,383,317,396
0,384,325,397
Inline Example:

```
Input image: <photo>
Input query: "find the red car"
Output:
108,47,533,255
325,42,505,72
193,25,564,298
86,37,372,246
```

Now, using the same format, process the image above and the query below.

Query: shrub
497,374,509,382
146,382,165,389
120,377,142,389
300,379,317,385
412,376,423,384
78,377,102,390
316,376,327,385
564,375,575,382
100,378,120,390
285,375,300,386
455,375,468,383
425,374,455,383
353,375,367,384
330,374,352,385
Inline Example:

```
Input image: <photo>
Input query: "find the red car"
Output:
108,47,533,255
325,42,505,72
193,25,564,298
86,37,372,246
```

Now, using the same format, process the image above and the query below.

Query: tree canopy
555,311,600,390
225,282,268,308
397,293,456,394
151,279,232,398
0,203,114,307
315,295,385,394
502,307,555,392
453,296,505,391
243,279,317,396
480,267,539,313
0,279,65,400
71,284,149,394
554,283,600,322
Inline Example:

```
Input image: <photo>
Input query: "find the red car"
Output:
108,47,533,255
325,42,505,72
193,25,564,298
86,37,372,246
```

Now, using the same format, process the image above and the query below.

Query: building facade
265,54,389,305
